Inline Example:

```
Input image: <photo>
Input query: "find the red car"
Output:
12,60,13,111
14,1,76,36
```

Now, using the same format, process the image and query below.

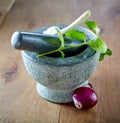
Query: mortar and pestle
11,11,100,103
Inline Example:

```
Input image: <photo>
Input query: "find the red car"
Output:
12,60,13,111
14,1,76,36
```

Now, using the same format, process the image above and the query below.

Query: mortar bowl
21,25,100,103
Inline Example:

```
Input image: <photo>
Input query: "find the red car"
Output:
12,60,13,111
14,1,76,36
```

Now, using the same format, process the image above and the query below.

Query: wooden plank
0,0,15,27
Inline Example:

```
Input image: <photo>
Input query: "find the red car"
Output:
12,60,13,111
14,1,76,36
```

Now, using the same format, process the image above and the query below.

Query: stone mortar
21,25,100,103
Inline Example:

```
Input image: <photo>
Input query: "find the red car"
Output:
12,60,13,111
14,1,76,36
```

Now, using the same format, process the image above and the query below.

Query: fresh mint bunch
38,21,112,61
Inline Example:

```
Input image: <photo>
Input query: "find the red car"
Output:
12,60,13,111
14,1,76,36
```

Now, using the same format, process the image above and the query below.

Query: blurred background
0,0,120,30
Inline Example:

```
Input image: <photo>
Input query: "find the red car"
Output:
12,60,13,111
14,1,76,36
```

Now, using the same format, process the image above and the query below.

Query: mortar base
36,80,88,103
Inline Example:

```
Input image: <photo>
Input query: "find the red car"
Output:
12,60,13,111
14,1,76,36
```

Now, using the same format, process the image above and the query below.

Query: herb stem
37,49,59,57
37,41,88,57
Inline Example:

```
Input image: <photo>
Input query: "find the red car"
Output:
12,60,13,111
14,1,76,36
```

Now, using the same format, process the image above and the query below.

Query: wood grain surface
0,0,120,123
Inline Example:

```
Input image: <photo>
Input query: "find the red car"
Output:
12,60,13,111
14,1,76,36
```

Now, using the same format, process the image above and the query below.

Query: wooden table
0,0,120,123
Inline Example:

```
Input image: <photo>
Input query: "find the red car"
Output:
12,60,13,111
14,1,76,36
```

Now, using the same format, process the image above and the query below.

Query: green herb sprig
38,21,112,61
38,11,112,61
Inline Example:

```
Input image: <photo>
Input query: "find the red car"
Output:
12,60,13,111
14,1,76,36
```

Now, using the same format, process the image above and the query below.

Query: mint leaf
105,48,112,56
65,29,87,41
85,21,100,36
55,27,65,48
99,54,105,61
99,48,112,61
88,38,107,53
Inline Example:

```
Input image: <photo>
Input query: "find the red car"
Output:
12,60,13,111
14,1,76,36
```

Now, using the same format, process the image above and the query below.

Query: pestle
11,10,91,55
11,31,85,54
